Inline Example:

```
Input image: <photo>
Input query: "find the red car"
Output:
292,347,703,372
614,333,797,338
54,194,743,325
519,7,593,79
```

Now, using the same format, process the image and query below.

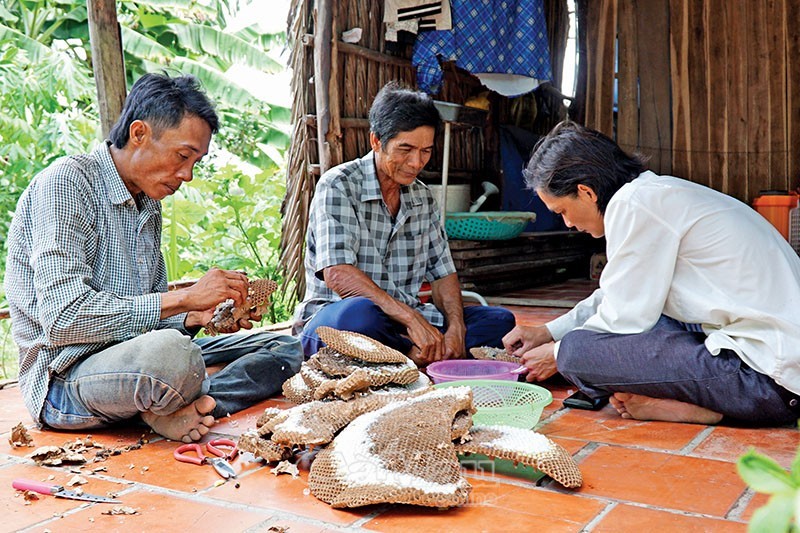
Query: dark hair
109,72,219,148
524,121,647,214
368,81,440,144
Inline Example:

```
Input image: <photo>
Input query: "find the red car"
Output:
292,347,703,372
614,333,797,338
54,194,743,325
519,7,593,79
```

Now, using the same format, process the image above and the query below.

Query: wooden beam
616,0,638,154
707,0,729,193
636,0,671,175
337,42,412,68
326,0,343,166
313,0,333,173
747,0,770,201
726,0,749,201
87,0,127,137
787,0,800,189
670,0,691,179
687,0,709,185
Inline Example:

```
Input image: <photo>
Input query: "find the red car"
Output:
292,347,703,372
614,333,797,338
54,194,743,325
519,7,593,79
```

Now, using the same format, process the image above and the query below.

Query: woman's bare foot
141,395,217,443
610,392,723,424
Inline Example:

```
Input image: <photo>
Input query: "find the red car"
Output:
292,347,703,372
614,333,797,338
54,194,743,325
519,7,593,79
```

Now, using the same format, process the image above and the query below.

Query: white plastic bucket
428,184,471,212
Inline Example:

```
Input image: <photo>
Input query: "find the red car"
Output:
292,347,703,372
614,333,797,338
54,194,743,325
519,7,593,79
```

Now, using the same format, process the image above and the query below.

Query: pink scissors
174,438,239,479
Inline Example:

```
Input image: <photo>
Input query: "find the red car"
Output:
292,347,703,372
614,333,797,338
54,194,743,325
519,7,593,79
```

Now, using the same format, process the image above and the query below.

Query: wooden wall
584,0,800,203
281,0,487,298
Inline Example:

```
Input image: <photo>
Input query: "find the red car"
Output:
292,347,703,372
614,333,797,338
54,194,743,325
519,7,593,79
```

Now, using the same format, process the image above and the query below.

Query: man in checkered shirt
294,82,515,364
5,73,302,443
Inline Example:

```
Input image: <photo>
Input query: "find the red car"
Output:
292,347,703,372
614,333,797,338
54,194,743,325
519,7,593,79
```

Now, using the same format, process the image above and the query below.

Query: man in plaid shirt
295,82,515,364
6,73,302,443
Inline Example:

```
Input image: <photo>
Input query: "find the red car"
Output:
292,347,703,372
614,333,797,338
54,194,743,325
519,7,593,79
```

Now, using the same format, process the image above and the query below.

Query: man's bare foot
610,393,723,424
141,395,217,443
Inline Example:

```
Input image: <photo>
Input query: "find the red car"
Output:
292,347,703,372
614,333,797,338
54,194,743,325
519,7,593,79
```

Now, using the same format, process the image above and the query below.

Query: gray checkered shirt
295,151,456,328
5,142,189,423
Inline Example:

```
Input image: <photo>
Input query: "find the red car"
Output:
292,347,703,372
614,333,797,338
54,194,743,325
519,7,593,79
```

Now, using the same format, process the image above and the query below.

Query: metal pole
440,121,452,222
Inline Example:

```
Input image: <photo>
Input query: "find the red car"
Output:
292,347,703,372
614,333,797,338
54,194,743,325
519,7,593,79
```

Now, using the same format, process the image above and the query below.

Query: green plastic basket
444,211,536,240
434,379,552,429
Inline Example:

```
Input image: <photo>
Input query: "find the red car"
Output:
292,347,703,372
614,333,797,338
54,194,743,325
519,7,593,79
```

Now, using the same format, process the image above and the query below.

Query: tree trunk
87,0,127,138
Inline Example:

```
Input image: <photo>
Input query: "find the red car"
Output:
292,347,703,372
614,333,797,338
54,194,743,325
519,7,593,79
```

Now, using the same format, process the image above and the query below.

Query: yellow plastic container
753,192,799,240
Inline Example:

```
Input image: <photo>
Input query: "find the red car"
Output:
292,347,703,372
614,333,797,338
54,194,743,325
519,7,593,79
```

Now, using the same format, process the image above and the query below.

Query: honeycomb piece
300,365,328,390
237,430,292,463
316,326,407,364
469,346,521,363
264,391,421,447
256,407,284,428
308,386,474,508
282,373,314,404
205,279,278,336
455,425,583,489
309,347,420,387
450,410,474,441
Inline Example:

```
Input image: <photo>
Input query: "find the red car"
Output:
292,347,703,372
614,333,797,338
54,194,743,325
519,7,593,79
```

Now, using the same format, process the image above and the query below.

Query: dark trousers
299,296,516,359
557,315,798,425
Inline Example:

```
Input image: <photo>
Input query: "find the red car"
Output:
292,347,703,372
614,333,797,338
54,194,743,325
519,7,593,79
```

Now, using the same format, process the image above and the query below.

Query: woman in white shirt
503,121,800,426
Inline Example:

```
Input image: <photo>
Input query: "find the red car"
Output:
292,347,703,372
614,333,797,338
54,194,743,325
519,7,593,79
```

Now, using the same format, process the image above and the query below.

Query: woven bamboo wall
331,1,488,174
281,0,489,298
584,0,800,203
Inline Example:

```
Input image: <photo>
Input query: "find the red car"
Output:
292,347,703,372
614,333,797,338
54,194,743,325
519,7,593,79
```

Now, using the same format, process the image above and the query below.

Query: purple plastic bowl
426,360,522,384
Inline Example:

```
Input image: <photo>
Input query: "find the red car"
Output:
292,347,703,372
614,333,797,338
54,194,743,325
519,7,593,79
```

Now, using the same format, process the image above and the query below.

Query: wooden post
314,0,333,173
571,0,588,124
87,0,127,138
326,0,343,167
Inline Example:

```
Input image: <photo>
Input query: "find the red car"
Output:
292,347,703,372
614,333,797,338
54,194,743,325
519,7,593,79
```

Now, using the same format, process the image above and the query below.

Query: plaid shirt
5,142,189,423
295,151,456,328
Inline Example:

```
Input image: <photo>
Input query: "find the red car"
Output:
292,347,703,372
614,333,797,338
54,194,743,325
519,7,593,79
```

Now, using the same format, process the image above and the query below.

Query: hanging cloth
412,0,552,96
384,0,453,42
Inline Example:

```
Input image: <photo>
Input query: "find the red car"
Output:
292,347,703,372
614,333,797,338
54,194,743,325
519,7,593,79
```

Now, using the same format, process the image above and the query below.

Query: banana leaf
166,23,282,73
120,24,174,62
0,24,52,63
170,56,264,109
123,0,216,18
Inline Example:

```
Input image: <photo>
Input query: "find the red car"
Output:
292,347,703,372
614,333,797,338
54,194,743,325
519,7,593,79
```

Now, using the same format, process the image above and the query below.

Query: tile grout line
2,448,374,530
580,500,617,532
611,500,750,523
677,425,716,456
17,501,100,533
726,487,757,522
348,505,394,529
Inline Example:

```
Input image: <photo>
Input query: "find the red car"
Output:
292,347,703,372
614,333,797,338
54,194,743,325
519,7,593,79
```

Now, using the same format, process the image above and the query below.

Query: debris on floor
27,445,86,466
66,475,88,487
8,422,34,448
24,434,150,467
270,460,299,478
101,506,139,515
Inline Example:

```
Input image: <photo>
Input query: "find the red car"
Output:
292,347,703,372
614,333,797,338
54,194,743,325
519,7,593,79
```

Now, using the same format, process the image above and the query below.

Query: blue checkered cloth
413,0,552,94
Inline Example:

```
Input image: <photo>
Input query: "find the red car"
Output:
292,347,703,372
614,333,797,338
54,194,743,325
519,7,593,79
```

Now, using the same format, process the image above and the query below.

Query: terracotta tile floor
1,280,797,532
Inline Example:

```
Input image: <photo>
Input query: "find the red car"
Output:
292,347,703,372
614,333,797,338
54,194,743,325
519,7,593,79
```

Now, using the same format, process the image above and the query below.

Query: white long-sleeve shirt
546,172,800,395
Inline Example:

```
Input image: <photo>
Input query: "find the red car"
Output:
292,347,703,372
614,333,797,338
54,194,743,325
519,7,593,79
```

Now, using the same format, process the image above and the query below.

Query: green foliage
0,0,296,379
737,438,800,533
115,0,291,169
163,159,296,325
0,1,100,267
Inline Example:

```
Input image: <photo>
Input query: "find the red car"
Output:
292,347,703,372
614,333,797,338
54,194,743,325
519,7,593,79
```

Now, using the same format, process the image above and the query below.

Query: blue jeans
556,315,797,425
42,329,303,429
299,297,516,358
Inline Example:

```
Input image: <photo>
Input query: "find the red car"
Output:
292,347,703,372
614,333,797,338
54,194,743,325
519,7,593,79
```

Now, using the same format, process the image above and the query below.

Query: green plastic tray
444,211,536,240
434,379,552,429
